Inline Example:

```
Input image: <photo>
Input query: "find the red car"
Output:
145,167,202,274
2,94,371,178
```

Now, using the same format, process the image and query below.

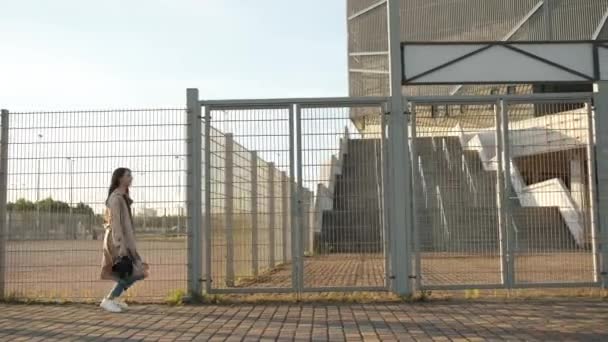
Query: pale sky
0,1,354,215
0,0,349,110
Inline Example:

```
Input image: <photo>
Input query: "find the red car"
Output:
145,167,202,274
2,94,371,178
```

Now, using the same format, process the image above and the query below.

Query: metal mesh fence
205,107,294,290
3,109,187,301
506,100,597,285
300,105,386,290
0,95,603,299
401,0,540,42
348,0,389,97
512,0,608,40
412,102,502,287
199,100,387,293
411,97,599,289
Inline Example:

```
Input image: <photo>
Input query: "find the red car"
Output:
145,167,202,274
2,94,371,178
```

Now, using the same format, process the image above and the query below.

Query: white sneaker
115,299,129,310
100,298,123,313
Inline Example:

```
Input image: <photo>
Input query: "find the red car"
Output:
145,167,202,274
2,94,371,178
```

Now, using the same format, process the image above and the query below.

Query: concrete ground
1,300,607,341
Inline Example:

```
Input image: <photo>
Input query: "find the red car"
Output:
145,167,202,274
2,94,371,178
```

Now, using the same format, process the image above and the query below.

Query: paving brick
0,300,607,341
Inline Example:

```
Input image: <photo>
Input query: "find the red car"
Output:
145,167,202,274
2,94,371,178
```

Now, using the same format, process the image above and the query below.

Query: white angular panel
402,44,486,78
402,42,599,84
513,43,594,78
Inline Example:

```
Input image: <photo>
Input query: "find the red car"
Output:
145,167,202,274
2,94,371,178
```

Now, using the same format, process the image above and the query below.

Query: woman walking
100,168,149,313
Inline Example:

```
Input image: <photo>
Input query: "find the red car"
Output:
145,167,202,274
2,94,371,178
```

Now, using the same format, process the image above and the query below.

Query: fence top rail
408,92,593,105
200,93,591,110
2,108,186,115
200,96,388,109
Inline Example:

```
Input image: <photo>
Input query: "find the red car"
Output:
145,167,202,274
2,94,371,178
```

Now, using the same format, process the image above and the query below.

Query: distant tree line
7,197,95,216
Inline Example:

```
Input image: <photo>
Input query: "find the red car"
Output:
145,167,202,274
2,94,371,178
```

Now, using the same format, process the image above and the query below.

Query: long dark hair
107,167,131,204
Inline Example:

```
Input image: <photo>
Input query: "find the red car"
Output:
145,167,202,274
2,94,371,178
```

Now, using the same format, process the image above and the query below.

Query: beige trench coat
100,190,149,281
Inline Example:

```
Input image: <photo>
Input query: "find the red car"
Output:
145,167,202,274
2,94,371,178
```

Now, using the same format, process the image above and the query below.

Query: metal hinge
383,102,391,115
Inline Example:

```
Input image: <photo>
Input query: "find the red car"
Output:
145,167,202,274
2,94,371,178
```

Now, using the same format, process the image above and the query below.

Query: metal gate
187,91,601,295
410,94,600,290
198,97,389,294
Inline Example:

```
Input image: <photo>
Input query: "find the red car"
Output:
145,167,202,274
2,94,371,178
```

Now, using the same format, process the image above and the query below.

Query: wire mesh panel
505,99,599,285
205,106,294,291
348,0,389,98
412,102,504,288
347,0,608,99
299,104,386,290
4,109,187,301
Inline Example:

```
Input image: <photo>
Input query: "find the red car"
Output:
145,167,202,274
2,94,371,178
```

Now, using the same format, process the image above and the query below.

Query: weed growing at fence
165,290,187,306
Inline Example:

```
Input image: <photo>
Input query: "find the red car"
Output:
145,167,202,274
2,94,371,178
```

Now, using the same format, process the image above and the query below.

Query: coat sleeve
109,196,129,257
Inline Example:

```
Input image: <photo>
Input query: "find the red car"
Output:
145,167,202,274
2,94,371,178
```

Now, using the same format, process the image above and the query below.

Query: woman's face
120,170,133,187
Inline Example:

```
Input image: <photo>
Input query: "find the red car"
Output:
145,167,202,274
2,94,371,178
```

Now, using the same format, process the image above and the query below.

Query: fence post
268,162,276,267
292,104,302,291
203,106,212,294
499,100,515,288
593,82,608,288
495,101,507,287
250,151,259,277
409,105,421,291
281,171,289,262
0,109,8,299
224,133,235,287
586,102,600,284
380,111,391,289
186,89,203,296
307,190,314,255
186,89,203,297
386,0,412,296
301,189,311,256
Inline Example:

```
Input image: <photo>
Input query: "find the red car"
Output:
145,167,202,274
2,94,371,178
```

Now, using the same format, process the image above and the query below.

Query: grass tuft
165,289,187,306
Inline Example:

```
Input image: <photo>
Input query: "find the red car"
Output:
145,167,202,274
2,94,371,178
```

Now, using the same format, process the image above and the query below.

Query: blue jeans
107,276,139,299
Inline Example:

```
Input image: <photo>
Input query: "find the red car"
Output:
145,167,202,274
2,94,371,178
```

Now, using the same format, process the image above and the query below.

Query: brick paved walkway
1,300,607,341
